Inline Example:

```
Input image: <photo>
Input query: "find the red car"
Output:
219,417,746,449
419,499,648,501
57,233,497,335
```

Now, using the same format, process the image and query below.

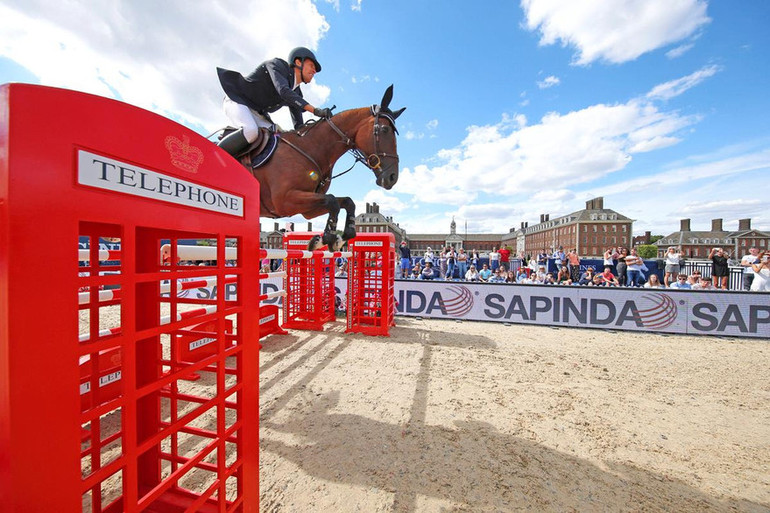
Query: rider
216,47,333,156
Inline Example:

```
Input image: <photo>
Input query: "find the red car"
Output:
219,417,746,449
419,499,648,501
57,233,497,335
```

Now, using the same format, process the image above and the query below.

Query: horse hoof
343,227,357,241
307,235,323,251
330,235,344,252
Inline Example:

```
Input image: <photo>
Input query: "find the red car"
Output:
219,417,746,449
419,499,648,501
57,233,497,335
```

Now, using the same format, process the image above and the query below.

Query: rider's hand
313,107,333,118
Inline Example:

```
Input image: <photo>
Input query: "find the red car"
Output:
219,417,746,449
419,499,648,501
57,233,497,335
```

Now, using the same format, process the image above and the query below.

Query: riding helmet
288,47,322,72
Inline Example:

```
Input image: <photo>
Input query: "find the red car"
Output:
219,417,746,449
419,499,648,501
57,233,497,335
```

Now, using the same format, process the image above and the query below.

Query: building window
622,225,627,232
612,225,617,232
761,240,766,247
593,225,597,232
583,225,587,232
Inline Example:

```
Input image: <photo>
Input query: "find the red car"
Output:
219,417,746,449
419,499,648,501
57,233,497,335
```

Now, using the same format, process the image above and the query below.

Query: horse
240,85,405,250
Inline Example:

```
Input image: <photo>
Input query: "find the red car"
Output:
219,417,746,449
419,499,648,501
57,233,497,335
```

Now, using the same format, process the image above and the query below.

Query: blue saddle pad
251,134,279,169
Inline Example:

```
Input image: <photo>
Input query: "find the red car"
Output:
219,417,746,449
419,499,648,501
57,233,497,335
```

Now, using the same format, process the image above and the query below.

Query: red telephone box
0,84,259,511
346,233,396,336
281,232,337,330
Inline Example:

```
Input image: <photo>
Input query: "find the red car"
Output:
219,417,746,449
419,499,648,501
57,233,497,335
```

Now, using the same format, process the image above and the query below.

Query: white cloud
426,119,439,130
666,43,695,59
0,1,330,132
357,189,408,215
521,0,711,65
537,75,560,89
646,64,721,101
393,96,700,204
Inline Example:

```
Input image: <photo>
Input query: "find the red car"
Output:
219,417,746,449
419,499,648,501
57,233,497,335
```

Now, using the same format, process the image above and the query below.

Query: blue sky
1,0,768,238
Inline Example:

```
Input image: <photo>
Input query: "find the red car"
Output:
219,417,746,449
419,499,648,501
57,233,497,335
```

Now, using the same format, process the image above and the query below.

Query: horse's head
354,85,405,190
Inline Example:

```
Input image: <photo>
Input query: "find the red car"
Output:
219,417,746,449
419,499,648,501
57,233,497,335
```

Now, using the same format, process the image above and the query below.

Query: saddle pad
251,134,279,169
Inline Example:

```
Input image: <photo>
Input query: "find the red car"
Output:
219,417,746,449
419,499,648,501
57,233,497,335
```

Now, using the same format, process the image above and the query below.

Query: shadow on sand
259,322,768,512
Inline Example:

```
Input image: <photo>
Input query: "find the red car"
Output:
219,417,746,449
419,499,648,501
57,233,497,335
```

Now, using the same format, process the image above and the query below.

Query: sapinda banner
174,277,770,339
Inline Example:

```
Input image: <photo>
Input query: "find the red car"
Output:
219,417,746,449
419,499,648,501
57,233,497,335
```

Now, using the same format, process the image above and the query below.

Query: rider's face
300,59,317,83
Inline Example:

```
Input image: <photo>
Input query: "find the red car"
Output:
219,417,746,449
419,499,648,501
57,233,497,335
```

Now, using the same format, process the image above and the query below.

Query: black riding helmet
288,47,322,72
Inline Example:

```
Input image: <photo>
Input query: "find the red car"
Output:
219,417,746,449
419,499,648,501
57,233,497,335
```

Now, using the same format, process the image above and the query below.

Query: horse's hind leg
337,197,357,241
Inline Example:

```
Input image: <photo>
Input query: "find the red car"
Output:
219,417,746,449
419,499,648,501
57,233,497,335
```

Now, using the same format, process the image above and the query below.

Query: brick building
654,218,770,258
503,197,634,258
354,202,408,243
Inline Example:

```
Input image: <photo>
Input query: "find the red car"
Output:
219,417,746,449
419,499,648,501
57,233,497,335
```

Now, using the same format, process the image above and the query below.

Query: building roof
656,228,770,246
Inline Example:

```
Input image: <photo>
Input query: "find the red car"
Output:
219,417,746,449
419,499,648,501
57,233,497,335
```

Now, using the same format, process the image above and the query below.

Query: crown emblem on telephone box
165,135,203,173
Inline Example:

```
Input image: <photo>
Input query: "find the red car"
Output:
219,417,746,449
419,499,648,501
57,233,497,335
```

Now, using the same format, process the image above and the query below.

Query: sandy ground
258,316,770,513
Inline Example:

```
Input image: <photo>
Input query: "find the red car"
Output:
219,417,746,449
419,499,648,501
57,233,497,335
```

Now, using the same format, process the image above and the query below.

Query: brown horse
243,85,405,249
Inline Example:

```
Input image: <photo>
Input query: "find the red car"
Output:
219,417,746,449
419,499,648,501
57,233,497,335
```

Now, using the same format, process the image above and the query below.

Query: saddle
221,127,280,169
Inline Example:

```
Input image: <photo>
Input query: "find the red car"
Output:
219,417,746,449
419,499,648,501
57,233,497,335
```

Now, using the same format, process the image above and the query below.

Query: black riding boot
218,128,250,157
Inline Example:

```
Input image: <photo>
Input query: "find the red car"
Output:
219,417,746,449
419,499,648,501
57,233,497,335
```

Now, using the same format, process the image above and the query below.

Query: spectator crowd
395,243,770,292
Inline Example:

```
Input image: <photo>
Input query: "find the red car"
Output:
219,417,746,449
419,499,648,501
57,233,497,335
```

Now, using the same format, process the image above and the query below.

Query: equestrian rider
216,47,333,156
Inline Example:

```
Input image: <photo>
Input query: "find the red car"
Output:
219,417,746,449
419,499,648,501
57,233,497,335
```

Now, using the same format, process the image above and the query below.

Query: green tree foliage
637,244,659,259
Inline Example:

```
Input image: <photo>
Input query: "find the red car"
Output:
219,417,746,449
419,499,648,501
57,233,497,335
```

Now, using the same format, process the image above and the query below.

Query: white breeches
223,97,273,143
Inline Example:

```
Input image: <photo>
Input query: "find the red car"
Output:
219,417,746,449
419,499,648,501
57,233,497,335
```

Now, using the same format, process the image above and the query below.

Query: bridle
280,106,399,191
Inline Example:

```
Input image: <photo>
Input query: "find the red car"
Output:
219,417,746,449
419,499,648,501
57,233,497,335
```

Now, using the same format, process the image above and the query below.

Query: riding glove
313,107,333,118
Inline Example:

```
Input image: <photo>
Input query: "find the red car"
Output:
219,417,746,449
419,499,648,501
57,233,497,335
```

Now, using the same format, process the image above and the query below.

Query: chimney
520,222,525,229
307,222,312,231
540,214,545,223
680,219,691,232
595,197,604,210
711,218,723,232
373,202,379,213
274,222,279,231
586,199,594,210
738,218,751,231
545,214,550,222
645,231,651,242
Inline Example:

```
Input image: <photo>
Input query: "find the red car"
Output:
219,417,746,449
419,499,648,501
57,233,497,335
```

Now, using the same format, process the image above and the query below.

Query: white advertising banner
391,281,770,339
173,278,770,339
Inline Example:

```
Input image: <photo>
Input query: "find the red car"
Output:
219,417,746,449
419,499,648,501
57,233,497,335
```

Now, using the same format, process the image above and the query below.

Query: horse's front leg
337,197,357,241
319,194,343,250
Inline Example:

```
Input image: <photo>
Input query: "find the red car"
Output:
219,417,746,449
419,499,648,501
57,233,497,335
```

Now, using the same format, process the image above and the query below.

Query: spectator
457,248,468,281
663,246,682,287
697,278,713,290
708,247,729,290
478,263,493,282
553,246,566,270
505,270,516,283
669,275,691,289
528,255,539,275
470,249,481,269
741,246,760,291
537,250,548,269
616,247,629,286
644,274,664,288
535,265,548,282
625,248,645,287
445,246,457,280
420,261,436,280
409,267,420,280
335,262,348,278
749,251,770,291
543,273,556,285
603,248,617,271
423,246,435,266
398,241,411,279
499,245,511,270
411,262,422,278
577,267,596,286
489,247,500,272
465,264,480,282
596,266,619,287
568,249,581,283
556,266,572,285
516,268,529,283
489,269,506,283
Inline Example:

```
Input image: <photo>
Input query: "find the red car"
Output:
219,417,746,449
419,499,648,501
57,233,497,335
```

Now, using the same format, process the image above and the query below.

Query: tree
637,244,658,259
